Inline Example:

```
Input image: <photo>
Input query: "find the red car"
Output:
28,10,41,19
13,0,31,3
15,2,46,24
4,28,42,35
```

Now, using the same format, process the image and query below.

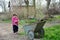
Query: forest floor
0,20,60,40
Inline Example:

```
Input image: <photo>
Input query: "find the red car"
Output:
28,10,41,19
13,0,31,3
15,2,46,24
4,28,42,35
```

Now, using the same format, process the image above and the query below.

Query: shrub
44,25,60,40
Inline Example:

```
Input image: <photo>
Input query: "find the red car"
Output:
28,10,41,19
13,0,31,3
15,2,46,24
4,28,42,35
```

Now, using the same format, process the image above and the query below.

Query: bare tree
19,0,23,6
3,0,6,12
46,0,51,17
24,0,29,18
52,0,56,7
33,0,36,18
24,0,36,18
59,0,60,7
46,0,51,9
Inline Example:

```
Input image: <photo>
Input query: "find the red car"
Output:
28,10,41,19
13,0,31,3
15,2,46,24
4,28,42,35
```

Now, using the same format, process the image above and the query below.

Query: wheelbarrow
23,19,47,40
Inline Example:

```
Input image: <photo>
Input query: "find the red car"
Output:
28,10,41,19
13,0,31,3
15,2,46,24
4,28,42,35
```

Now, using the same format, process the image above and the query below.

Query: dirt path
0,23,28,40
44,21,60,28
0,23,40,40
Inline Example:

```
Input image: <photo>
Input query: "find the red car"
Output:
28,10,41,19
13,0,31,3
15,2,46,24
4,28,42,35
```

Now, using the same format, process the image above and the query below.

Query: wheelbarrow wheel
28,31,34,40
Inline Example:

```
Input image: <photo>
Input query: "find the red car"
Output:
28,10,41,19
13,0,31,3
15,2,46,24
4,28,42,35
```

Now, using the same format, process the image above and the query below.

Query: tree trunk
3,0,6,12
24,0,29,18
33,0,36,18
59,0,60,7
46,0,51,16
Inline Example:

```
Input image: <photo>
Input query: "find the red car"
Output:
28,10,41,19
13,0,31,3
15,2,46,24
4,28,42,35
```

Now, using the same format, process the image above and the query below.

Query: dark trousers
13,25,18,33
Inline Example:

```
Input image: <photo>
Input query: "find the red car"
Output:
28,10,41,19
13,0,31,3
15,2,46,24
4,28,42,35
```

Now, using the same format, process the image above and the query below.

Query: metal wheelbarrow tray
23,19,47,40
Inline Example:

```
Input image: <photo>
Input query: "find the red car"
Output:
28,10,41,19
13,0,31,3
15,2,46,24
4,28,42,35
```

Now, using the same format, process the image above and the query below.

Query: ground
0,23,41,40
0,23,27,40
0,20,60,40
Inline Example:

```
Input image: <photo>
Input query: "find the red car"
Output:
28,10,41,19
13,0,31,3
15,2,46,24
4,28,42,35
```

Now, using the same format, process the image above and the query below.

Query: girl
12,14,19,34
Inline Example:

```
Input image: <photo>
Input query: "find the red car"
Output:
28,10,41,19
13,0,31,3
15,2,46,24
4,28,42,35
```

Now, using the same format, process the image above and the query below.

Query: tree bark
46,0,51,16
24,0,29,18
3,0,6,12
33,0,36,18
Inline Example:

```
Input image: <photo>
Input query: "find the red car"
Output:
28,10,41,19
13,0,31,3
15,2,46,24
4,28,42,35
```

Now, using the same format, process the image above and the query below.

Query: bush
55,15,60,19
44,25,60,40
25,19,37,24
